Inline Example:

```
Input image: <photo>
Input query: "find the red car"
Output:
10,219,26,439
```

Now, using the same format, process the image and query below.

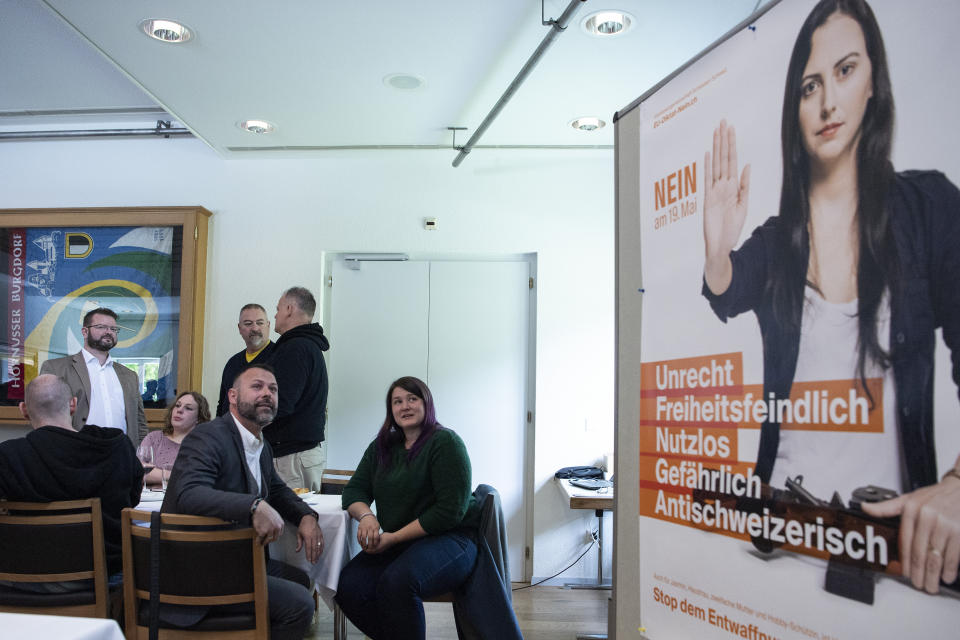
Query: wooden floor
306,585,609,639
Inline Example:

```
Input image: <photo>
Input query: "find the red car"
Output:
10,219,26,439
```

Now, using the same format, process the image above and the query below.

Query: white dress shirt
232,413,264,493
81,348,127,432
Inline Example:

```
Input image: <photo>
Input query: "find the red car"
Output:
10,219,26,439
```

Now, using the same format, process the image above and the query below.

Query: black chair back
121,508,269,639
0,498,109,618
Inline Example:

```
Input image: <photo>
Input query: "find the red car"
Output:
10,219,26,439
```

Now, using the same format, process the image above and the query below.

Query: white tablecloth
269,493,351,610
135,491,351,610
138,488,164,503
0,612,124,640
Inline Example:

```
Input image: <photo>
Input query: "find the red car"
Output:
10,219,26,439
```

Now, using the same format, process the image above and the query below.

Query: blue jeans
335,531,477,640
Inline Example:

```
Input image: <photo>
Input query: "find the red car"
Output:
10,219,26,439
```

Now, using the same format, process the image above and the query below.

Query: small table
269,494,352,640
0,612,124,640
556,478,613,589
268,494,351,610
557,479,614,640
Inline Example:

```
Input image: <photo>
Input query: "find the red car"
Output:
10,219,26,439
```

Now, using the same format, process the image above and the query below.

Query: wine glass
137,444,155,475
160,465,172,492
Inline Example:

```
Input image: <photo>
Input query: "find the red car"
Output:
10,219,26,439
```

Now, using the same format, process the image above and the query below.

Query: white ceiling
1,0,767,160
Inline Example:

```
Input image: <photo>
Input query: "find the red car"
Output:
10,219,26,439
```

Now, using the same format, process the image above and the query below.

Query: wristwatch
250,497,263,519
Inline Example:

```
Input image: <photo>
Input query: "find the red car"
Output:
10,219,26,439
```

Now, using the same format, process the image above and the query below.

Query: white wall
0,136,614,581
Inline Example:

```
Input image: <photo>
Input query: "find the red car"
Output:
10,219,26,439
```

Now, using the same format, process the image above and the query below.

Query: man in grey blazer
39,307,147,447
162,363,322,640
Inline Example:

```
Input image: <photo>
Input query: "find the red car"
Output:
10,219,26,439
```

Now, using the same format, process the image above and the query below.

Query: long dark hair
375,376,441,469
773,0,896,397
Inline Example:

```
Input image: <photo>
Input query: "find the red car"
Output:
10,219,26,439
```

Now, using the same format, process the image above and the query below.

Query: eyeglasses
85,324,120,334
240,320,267,328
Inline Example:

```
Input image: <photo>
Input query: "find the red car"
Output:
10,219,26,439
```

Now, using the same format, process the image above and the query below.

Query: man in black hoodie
0,374,144,588
267,286,330,490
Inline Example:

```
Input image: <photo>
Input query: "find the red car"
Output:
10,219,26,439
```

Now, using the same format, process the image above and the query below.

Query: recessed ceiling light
383,73,425,90
581,11,634,37
571,117,606,132
238,120,276,134
139,19,193,43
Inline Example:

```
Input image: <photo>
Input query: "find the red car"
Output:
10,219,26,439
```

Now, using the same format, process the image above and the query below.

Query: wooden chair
121,508,269,640
0,498,110,618
320,468,354,495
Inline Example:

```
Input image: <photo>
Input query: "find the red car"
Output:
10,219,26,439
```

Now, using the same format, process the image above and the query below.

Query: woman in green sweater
336,376,480,639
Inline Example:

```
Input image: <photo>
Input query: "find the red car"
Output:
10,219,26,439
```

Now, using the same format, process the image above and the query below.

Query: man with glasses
216,303,276,416
40,307,148,447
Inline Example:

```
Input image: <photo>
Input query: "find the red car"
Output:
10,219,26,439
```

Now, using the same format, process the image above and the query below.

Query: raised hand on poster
703,119,751,297
862,466,960,594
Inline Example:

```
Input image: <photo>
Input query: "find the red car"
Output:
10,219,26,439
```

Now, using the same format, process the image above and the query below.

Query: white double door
325,258,532,580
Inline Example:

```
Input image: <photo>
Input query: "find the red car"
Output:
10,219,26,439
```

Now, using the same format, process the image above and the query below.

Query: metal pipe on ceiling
227,144,612,152
0,126,192,142
451,0,587,168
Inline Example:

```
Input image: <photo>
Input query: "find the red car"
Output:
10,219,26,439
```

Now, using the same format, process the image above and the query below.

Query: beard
246,331,266,349
237,397,276,427
86,333,115,352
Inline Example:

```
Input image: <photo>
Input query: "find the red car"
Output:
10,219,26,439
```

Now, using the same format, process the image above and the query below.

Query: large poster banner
632,0,960,637
1,225,180,407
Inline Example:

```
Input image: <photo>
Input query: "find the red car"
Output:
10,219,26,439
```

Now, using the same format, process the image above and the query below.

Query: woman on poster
701,0,960,593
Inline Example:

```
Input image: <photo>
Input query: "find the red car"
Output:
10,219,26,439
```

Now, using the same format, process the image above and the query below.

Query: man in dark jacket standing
267,286,330,490
215,303,275,416
0,374,144,585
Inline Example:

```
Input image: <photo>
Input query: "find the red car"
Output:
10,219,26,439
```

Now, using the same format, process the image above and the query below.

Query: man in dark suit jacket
162,364,323,640
40,307,147,447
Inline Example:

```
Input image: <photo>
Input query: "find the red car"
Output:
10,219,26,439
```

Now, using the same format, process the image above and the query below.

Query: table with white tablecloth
135,490,351,609
0,612,124,640
268,493,352,610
